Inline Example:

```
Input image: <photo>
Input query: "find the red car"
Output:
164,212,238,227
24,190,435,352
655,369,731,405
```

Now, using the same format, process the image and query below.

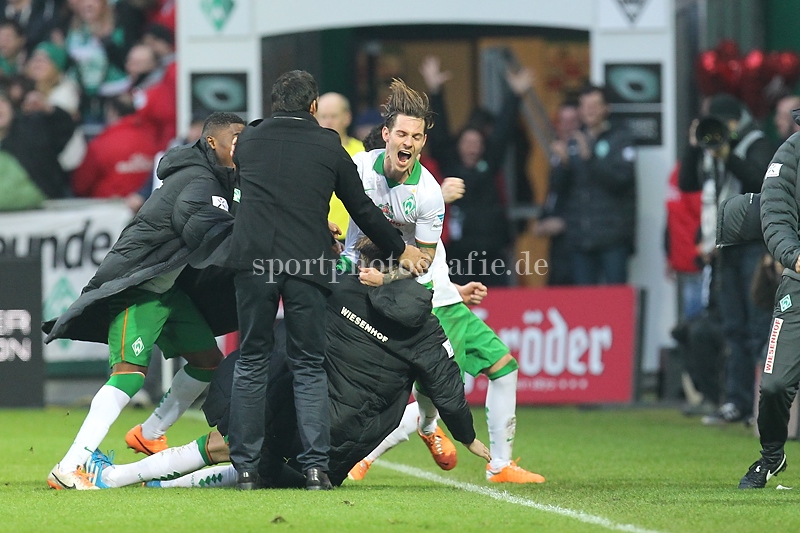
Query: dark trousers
547,235,574,286
229,270,330,474
758,275,800,461
682,313,725,403
572,245,629,285
718,243,772,416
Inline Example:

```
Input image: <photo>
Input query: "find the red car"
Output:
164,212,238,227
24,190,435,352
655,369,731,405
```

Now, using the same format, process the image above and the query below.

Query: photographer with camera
678,93,773,425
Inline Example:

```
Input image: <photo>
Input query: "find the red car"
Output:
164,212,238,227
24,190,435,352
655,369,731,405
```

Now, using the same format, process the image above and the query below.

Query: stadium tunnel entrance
257,24,589,290
178,0,676,378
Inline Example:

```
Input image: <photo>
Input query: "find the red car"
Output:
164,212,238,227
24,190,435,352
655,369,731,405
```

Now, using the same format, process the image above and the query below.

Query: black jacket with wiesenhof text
204,274,475,487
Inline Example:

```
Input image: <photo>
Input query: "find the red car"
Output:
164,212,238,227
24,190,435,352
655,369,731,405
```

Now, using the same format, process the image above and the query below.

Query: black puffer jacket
761,128,800,279
205,275,475,487
554,123,637,252
43,139,238,343
325,275,473,483
717,192,762,247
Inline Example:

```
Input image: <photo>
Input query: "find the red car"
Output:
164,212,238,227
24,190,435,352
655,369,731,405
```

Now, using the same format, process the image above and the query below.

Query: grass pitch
2,405,798,532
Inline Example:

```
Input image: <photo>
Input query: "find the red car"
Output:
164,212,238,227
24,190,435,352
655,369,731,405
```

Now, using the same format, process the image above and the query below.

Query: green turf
1,405,798,532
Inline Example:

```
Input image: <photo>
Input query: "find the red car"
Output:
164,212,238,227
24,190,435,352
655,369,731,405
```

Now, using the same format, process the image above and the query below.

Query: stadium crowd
0,0,174,209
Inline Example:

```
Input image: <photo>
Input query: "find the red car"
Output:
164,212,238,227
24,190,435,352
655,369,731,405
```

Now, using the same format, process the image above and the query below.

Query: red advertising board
465,285,638,405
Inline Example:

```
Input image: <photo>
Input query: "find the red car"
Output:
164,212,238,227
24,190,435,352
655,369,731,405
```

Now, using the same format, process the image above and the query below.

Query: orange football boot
125,424,168,455
347,459,372,481
418,427,457,470
486,460,545,483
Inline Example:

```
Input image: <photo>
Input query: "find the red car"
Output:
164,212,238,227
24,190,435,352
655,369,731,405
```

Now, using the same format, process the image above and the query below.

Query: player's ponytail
382,78,434,131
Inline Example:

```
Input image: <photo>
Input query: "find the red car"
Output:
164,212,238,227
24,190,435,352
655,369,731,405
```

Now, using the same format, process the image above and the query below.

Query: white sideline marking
179,411,660,532
376,460,664,533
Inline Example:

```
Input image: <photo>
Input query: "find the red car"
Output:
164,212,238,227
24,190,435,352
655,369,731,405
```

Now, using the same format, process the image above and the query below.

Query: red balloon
699,50,718,71
741,50,767,90
716,39,741,61
766,51,782,75
742,49,766,79
739,50,768,116
696,50,721,95
777,51,800,86
718,58,743,95
740,76,768,118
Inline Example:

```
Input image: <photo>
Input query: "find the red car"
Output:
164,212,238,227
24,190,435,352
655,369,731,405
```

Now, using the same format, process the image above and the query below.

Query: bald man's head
775,95,800,141
317,92,352,140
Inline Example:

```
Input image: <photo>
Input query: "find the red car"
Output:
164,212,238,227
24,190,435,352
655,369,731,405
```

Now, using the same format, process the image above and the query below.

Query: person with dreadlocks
342,78,545,484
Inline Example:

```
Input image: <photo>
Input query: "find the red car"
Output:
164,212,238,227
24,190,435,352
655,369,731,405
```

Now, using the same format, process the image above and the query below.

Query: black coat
553,123,637,252
43,139,239,344
204,275,474,487
717,192,762,247
761,130,800,278
3,107,74,198
325,274,474,483
427,91,518,252
0,0,60,52
227,111,405,286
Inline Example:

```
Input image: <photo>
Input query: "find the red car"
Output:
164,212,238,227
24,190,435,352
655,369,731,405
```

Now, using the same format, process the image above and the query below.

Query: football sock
365,401,419,462
159,464,237,488
103,438,208,488
141,365,213,440
413,389,439,435
60,372,144,470
486,368,518,471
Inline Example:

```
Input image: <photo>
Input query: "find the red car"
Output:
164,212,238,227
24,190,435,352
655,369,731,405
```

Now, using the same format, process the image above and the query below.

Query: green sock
106,372,146,397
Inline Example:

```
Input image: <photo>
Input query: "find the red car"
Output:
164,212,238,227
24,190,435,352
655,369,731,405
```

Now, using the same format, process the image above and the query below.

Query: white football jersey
343,150,461,306
428,241,462,307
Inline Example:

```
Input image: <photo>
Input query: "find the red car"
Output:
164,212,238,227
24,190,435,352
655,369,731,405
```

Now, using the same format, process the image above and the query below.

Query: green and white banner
0,200,130,362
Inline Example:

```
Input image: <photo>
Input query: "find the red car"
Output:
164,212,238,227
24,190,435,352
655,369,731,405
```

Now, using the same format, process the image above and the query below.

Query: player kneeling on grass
43,112,245,490
86,237,490,488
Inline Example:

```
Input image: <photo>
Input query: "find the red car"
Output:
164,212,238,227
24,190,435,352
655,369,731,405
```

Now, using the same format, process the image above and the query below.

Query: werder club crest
200,0,235,31
402,195,416,216
615,0,648,24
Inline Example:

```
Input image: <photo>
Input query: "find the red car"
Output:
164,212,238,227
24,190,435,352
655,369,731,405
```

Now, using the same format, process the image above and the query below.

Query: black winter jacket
325,274,474,481
553,123,637,252
717,192,762,247
43,139,238,343
761,130,800,281
427,91,517,252
2,107,74,198
204,275,475,487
